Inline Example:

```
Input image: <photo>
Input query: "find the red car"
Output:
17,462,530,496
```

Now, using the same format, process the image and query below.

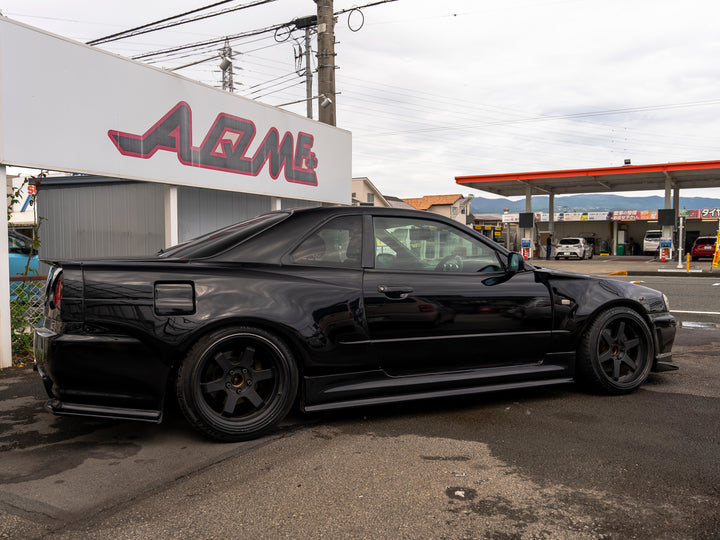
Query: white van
643,230,662,255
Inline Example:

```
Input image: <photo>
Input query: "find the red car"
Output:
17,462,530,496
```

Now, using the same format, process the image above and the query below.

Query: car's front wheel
576,307,653,394
177,326,299,442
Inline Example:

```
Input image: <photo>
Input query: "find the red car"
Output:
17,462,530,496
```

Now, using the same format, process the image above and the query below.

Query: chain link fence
9,275,46,361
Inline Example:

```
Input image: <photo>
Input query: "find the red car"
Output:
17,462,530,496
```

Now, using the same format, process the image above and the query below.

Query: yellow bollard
686,253,690,272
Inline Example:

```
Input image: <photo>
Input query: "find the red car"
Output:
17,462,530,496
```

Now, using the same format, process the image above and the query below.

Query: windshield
159,212,289,259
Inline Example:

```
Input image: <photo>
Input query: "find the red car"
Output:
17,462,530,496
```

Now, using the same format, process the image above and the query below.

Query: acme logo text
108,101,318,186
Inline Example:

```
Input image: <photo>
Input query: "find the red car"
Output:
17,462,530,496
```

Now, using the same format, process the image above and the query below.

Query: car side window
291,216,363,268
8,234,31,254
373,216,503,273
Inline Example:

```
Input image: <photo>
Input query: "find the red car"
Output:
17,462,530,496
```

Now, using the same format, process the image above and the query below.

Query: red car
691,236,717,261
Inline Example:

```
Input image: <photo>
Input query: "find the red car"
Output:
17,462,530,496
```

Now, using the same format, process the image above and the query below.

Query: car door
363,215,553,375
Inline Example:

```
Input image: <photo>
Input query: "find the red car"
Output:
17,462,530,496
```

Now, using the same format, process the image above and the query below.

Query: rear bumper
45,399,162,423
33,323,170,416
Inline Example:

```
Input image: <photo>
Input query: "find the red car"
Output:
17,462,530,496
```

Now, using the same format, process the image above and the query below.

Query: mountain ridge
470,194,720,214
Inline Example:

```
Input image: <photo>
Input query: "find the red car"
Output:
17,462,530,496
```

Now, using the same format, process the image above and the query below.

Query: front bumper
648,312,677,372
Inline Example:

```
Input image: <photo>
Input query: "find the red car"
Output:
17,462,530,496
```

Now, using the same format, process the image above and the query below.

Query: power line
130,0,400,64
252,79,304,99
131,22,287,61
87,0,278,46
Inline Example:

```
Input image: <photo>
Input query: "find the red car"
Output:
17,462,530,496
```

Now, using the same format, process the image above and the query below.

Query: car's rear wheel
576,307,653,394
177,326,298,442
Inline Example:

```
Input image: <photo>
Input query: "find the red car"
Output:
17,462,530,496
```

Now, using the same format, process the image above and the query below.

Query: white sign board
0,17,353,368
0,17,351,204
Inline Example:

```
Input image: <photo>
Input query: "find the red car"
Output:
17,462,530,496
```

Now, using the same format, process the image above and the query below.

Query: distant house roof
403,194,464,210
385,196,416,210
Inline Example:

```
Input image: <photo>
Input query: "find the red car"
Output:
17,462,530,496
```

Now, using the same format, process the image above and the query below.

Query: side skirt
303,363,573,412
303,377,573,412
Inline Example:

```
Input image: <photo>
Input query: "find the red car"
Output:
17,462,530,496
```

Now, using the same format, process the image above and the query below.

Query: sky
2,0,720,201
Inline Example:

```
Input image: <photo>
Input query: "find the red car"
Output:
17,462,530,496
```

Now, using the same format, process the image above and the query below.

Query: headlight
662,293,670,312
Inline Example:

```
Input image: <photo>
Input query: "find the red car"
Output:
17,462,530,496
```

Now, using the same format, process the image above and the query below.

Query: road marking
680,321,720,329
671,310,720,315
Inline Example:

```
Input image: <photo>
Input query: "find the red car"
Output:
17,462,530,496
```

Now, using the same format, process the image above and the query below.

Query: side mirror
482,252,524,286
507,252,525,273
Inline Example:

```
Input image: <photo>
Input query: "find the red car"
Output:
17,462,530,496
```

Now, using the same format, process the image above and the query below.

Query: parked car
34,206,677,442
554,237,593,260
8,230,39,300
9,230,39,277
691,236,717,261
643,230,662,255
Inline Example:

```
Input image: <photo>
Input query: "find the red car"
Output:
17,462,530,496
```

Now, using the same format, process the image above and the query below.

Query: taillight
51,272,63,309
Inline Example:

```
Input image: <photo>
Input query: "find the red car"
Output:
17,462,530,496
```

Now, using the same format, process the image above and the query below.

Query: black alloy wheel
576,307,653,394
177,326,298,442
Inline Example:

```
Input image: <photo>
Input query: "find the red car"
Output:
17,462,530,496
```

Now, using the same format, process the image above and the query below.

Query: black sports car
33,206,677,441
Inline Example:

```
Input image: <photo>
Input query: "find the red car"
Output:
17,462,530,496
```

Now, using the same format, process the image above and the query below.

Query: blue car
9,230,39,299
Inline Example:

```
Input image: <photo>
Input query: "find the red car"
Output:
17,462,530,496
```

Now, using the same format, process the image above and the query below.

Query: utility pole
315,0,336,126
293,15,317,120
304,26,313,119
220,38,234,92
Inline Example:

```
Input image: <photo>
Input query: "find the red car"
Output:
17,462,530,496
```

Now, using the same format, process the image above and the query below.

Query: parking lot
1,258,719,539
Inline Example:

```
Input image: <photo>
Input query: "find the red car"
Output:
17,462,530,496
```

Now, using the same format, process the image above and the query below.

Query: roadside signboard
0,17,351,204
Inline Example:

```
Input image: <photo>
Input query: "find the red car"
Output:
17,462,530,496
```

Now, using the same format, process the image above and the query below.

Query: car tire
177,326,299,442
555,256,559,260
575,307,653,395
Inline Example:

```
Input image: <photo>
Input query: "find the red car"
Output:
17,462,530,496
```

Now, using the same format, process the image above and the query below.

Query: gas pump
521,238,532,260
659,237,672,263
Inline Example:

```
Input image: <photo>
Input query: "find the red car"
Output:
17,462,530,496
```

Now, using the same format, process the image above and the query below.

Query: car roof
193,204,507,264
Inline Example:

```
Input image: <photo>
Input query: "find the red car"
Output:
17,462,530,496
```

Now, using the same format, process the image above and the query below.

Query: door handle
378,285,413,299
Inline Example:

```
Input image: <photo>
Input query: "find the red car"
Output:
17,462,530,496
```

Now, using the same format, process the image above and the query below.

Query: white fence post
1,165,13,368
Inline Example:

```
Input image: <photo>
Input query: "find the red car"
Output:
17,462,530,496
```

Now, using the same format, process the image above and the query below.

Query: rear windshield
559,238,580,245
695,237,716,246
158,212,289,259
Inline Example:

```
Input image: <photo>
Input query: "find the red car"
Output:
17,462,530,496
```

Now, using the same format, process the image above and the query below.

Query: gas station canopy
455,160,720,197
